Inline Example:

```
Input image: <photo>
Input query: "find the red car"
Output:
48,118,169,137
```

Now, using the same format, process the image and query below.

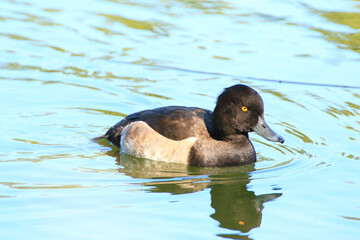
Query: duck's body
118,119,255,167
103,84,284,167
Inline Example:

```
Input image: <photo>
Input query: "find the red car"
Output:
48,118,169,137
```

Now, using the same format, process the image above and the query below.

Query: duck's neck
212,122,250,141
222,133,249,141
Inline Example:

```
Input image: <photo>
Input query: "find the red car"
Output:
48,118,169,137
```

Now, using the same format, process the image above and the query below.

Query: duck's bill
253,116,285,143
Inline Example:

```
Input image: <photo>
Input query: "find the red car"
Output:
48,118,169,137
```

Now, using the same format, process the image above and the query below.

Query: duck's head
213,84,284,143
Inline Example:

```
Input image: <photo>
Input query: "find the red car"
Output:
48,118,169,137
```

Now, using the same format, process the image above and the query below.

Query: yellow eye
242,106,248,112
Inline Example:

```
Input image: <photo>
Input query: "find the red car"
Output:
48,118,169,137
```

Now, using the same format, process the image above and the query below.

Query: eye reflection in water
115,152,282,237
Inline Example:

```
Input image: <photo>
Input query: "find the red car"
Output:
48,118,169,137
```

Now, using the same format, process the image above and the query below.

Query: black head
213,84,284,143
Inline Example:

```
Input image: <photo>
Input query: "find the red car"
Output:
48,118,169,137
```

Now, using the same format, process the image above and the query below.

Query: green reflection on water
341,216,360,221
68,108,127,117
98,13,171,35
324,106,357,118
128,87,172,100
92,25,125,36
0,33,38,42
0,182,89,189
11,138,64,146
313,9,360,53
0,195,15,198
1,62,156,86
42,8,62,13
15,11,62,26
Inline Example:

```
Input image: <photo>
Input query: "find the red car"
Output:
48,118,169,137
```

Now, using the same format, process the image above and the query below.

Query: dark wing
105,106,215,146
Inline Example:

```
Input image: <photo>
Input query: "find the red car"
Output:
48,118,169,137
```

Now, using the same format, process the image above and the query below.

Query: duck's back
105,106,215,146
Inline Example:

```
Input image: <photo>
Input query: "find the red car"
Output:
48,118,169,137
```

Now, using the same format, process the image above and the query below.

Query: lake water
1,0,360,239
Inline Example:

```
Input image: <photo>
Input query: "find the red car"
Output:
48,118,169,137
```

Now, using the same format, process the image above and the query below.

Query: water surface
1,0,360,239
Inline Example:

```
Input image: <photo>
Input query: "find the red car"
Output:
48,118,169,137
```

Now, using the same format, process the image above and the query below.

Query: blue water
1,0,360,239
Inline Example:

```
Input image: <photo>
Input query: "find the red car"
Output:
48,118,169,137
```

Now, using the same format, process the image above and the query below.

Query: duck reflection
112,152,281,235
210,177,281,236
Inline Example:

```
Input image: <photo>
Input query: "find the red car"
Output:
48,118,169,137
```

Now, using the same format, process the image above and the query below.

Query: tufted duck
103,84,284,167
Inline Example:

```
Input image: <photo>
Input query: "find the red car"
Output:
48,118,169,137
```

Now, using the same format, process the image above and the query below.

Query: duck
103,84,284,167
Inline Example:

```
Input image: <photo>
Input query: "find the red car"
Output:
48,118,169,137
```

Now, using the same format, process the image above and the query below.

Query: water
1,0,360,239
